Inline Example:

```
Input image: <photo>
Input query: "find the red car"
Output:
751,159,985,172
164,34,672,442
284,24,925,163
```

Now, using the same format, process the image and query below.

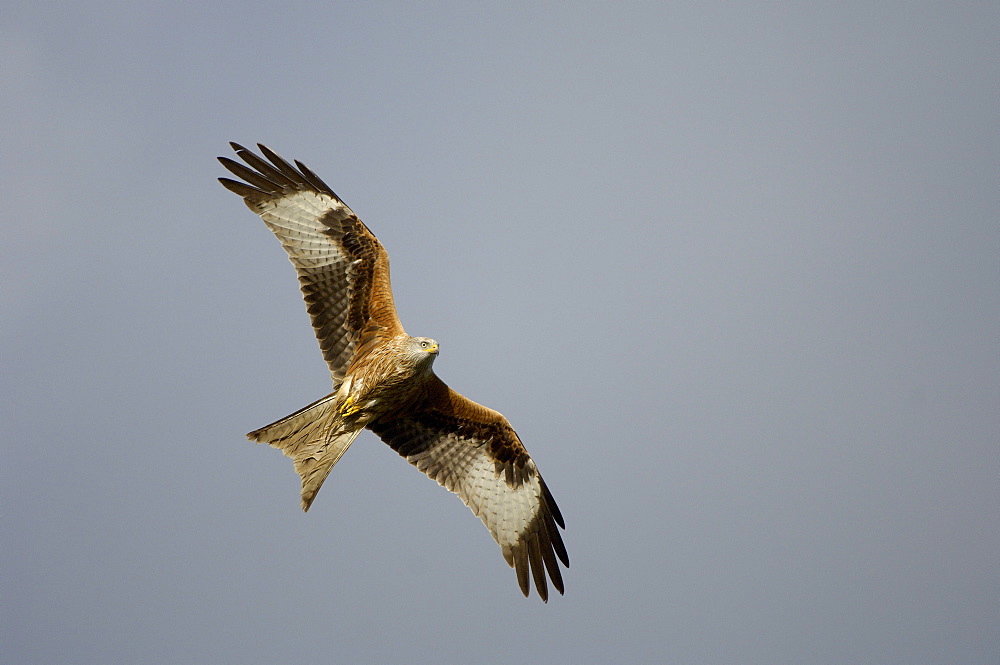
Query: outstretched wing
367,376,569,602
218,143,404,383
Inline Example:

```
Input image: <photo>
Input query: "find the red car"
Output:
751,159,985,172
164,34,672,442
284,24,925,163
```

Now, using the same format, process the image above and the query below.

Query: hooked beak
427,343,439,355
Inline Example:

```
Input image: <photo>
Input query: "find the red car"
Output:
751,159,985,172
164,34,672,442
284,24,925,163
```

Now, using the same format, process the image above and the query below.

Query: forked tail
247,394,362,511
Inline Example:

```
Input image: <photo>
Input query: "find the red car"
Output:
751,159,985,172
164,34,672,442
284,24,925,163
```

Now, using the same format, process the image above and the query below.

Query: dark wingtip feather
295,159,339,199
542,481,565,529
219,157,286,192
513,547,530,598
551,524,570,568
539,523,565,595
528,535,549,602
257,143,305,181
218,177,263,198
257,143,286,166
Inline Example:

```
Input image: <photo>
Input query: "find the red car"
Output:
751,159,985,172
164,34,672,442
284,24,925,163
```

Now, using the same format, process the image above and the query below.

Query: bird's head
407,336,439,366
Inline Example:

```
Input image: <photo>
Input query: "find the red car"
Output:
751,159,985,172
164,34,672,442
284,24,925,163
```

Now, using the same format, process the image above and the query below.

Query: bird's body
219,144,568,600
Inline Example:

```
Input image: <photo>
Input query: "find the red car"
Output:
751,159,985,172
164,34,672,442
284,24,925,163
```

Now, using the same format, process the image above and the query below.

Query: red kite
219,144,568,601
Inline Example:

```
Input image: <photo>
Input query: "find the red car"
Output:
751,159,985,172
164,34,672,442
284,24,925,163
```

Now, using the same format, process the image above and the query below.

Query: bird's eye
420,341,428,348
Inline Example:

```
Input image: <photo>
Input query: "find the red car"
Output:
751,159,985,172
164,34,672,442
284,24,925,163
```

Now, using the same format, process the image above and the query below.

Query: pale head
406,336,439,365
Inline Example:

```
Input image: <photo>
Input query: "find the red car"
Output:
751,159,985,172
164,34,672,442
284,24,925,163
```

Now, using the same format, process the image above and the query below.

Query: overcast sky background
2,3,998,664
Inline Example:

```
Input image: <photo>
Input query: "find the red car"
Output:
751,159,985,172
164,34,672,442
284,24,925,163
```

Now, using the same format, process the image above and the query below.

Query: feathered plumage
219,143,568,601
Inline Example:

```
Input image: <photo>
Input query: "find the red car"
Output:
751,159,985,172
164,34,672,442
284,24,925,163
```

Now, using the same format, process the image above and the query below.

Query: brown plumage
219,143,568,601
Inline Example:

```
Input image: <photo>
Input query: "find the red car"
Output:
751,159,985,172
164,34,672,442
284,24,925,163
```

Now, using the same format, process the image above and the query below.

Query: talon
340,396,355,416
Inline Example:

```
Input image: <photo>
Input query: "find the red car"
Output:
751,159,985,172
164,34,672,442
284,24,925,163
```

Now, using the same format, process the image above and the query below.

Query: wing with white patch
218,143,404,383
367,377,569,601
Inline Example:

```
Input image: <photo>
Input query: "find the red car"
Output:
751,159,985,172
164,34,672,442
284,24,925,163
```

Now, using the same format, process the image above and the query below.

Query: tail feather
248,394,362,511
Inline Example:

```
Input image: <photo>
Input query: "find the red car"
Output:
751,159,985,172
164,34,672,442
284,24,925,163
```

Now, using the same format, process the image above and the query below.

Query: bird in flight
218,143,568,601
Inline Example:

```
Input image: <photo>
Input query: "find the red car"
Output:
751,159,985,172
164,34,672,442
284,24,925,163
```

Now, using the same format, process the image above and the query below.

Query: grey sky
3,3,998,663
